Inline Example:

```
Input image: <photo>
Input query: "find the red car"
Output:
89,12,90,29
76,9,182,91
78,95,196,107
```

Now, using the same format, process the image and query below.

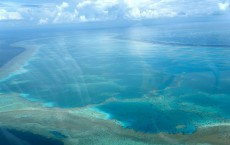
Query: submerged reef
0,25,230,145
97,102,199,134
0,94,229,145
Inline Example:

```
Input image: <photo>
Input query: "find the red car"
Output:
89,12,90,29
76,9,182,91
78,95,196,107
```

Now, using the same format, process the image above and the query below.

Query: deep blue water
0,41,25,67
0,21,230,134
97,102,200,134
49,131,67,139
0,128,64,145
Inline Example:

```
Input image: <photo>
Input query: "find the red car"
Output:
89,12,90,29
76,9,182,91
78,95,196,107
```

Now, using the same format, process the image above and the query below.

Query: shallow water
0,22,230,134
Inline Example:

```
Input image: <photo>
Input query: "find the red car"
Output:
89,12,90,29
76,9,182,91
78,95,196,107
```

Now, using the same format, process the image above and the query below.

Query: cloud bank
0,0,229,25
218,1,230,11
0,8,22,20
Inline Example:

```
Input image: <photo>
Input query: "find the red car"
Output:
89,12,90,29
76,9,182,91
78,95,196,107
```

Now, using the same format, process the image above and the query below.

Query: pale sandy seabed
0,43,230,145
0,42,37,81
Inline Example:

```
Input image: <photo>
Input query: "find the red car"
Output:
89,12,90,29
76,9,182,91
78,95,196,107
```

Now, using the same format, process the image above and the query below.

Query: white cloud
123,0,179,19
53,2,78,23
75,0,119,21
0,0,229,25
76,0,92,8
79,15,87,22
0,8,22,20
218,2,229,11
39,17,49,24
57,2,69,11
123,0,226,18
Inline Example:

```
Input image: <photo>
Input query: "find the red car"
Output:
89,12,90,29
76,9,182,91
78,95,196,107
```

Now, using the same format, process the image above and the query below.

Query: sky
0,0,229,27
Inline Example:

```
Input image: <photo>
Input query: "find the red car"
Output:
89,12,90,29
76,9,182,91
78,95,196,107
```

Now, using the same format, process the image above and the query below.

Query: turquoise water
0,22,230,133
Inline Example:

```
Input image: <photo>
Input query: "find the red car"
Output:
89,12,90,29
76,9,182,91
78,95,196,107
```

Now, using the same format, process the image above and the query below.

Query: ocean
0,21,230,144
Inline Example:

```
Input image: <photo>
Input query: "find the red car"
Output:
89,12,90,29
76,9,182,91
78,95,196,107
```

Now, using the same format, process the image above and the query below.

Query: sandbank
0,42,37,81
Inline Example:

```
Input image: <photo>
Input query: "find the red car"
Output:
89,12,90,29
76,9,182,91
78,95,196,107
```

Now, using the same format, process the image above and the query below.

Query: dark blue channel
0,128,64,145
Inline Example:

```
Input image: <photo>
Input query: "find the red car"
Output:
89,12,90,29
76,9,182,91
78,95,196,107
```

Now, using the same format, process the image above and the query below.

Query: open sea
0,21,230,142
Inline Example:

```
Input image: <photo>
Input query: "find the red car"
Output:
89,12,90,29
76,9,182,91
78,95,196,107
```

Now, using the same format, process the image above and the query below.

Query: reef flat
0,94,229,145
